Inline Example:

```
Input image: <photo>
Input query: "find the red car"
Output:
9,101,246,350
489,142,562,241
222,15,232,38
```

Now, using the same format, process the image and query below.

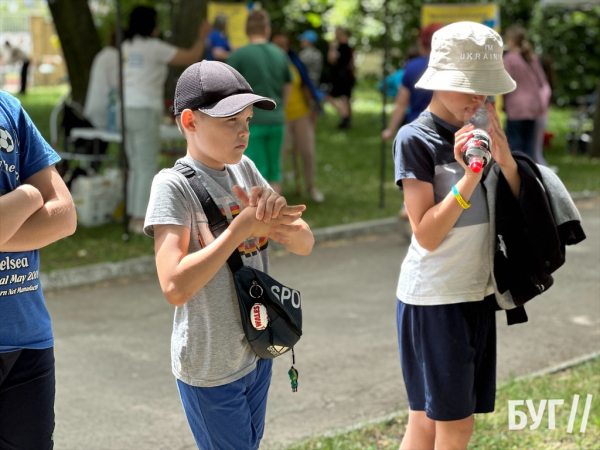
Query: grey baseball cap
415,21,517,95
173,61,276,117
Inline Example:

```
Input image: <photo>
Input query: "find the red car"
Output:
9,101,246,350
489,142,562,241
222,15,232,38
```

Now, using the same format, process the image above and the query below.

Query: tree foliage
530,5,600,106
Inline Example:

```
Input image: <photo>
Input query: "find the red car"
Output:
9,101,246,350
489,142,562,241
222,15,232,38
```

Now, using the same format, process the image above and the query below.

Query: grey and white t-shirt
393,111,494,305
145,155,270,387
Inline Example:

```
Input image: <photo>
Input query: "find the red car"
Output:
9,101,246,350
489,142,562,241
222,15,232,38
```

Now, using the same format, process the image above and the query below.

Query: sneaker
310,188,325,203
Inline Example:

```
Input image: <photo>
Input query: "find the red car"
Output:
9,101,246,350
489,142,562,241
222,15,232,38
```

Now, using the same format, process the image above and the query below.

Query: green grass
8,85,599,270
287,358,600,450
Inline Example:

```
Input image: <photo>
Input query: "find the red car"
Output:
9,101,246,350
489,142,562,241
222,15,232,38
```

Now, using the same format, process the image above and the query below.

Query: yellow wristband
452,185,471,209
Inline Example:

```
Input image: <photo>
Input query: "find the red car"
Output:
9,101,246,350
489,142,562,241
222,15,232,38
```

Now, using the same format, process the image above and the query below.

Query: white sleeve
152,38,179,64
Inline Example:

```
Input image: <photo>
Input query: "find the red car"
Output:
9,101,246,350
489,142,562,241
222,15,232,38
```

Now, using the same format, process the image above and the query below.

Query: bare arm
382,86,410,140
212,47,231,62
168,21,211,67
154,206,303,306
0,184,43,247
404,124,483,251
0,165,77,252
282,83,292,108
404,175,480,251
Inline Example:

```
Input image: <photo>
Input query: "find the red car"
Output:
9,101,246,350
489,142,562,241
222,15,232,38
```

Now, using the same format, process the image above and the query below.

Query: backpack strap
414,114,456,146
174,162,244,273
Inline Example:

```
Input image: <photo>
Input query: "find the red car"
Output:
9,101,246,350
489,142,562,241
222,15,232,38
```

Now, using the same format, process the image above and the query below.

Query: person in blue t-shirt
205,15,232,62
0,90,77,448
382,24,443,141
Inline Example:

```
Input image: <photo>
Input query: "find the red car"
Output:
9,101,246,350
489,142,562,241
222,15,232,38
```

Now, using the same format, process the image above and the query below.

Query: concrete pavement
46,200,600,449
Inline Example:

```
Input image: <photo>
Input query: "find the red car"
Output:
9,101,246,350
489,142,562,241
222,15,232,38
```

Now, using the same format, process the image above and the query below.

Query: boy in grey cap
393,22,518,449
144,61,314,449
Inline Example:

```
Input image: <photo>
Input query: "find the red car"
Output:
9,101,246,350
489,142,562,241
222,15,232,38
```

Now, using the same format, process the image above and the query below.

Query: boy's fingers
275,223,303,234
279,204,306,215
263,193,279,223
232,185,250,207
249,186,263,207
276,212,302,225
272,196,287,218
255,192,268,220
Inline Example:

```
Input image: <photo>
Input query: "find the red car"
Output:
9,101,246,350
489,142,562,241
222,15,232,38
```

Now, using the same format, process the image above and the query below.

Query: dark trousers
20,60,30,94
0,348,55,449
506,119,536,159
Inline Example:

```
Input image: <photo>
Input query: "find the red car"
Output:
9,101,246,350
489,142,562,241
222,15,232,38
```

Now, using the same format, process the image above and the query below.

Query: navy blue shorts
177,358,273,450
0,347,55,449
397,296,497,421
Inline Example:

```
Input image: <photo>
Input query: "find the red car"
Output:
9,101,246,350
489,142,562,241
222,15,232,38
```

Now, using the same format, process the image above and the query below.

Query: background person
272,31,324,203
381,24,443,141
503,26,550,160
298,29,325,128
122,5,210,234
227,9,292,194
205,15,232,62
83,31,119,130
325,27,355,129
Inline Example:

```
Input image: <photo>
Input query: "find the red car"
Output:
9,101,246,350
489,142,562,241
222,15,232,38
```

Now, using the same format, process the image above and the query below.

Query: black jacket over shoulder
486,153,586,325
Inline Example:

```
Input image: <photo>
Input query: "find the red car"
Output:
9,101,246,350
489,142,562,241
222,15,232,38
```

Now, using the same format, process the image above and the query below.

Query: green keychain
288,366,298,392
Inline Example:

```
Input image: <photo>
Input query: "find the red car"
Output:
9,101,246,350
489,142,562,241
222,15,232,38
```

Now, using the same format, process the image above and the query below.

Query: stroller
50,93,113,188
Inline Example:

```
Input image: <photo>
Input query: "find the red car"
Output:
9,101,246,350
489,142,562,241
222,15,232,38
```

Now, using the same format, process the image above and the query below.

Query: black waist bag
175,163,302,360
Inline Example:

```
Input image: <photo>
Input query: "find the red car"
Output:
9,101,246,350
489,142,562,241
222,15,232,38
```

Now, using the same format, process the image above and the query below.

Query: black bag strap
414,114,456,146
174,162,244,273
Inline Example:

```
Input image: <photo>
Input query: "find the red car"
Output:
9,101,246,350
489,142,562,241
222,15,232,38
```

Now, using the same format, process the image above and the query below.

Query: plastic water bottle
463,105,492,173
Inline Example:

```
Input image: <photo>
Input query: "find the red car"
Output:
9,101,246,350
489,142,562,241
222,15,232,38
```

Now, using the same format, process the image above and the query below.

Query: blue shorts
397,296,497,421
0,347,55,449
177,358,273,450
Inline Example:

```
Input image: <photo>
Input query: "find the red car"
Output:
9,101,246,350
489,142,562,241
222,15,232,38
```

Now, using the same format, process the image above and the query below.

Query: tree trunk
591,77,600,158
47,0,101,105
164,0,208,102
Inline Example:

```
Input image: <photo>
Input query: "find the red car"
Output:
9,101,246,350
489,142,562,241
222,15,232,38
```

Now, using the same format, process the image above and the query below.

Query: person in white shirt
123,6,210,234
84,32,119,130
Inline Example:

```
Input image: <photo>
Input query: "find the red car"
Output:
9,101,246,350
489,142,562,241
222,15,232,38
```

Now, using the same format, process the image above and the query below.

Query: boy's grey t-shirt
144,155,270,387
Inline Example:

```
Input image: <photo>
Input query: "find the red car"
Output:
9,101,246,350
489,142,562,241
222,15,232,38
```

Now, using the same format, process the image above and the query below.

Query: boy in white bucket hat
393,22,518,449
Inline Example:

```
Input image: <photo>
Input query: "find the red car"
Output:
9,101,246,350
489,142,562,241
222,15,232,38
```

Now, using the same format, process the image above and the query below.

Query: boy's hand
236,205,304,245
485,102,514,168
454,124,483,181
232,185,306,222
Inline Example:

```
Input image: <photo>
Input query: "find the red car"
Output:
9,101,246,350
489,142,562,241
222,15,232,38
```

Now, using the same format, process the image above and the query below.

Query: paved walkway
47,201,600,449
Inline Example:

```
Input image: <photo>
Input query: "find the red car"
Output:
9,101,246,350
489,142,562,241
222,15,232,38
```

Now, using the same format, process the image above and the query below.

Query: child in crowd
393,22,519,449
0,90,77,448
144,61,314,449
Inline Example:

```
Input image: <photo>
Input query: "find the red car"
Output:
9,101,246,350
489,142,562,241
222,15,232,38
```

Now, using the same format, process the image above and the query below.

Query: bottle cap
470,158,483,173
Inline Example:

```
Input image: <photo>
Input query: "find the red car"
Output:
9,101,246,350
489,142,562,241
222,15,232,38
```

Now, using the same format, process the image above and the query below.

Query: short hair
419,23,443,50
213,15,227,33
127,6,157,40
246,10,270,36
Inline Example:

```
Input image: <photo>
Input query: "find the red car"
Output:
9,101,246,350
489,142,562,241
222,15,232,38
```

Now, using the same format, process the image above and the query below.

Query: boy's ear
181,109,197,132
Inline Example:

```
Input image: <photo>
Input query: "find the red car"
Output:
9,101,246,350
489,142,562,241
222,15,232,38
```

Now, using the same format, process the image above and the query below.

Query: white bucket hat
415,21,516,95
